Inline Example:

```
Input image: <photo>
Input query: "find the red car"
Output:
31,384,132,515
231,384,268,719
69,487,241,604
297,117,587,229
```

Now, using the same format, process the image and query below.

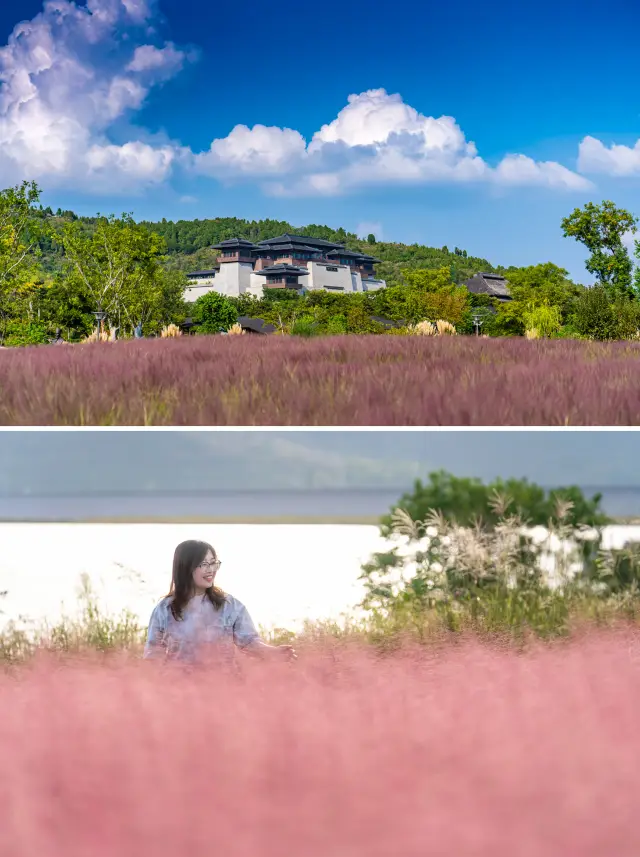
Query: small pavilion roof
187,269,219,277
254,263,309,277
464,272,511,299
238,316,276,335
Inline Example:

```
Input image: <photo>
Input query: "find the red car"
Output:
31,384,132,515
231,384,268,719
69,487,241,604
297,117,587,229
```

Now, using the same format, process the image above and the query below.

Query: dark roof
258,243,322,255
254,264,309,277
325,248,365,259
187,269,219,277
370,315,404,329
212,238,259,250
238,316,276,335
356,254,381,263
464,272,511,300
257,233,343,250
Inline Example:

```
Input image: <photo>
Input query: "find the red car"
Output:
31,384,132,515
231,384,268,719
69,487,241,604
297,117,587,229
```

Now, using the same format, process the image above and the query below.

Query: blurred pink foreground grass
2,336,640,424
2,629,640,857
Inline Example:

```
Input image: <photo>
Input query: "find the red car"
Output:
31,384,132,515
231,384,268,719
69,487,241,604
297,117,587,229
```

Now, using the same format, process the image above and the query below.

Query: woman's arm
143,601,168,659
244,639,297,660
232,602,296,660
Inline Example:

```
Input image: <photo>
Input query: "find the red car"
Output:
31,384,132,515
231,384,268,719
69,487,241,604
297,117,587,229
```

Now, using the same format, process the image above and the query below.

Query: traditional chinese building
185,232,386,301
463,272,512,302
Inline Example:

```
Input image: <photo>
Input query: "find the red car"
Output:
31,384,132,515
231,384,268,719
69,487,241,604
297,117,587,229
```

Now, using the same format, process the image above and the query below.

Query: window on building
325,285,344,291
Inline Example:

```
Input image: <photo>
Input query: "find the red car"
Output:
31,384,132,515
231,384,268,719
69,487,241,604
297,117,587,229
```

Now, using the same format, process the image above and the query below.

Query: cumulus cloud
126,43,186,74
194,124,306,176
0,0,188,191
192,88,591,195
0,5,591,199
578,135,640,177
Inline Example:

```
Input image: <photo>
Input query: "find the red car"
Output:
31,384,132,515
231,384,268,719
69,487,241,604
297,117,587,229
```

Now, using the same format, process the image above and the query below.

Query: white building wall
361,277,386,293
184,263,254,301
185,261,387,302
184,276,217,302
306,262,355,293
247,272,265,298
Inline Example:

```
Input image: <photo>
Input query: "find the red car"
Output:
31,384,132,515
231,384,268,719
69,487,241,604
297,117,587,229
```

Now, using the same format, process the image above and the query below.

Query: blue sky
1,0,639,280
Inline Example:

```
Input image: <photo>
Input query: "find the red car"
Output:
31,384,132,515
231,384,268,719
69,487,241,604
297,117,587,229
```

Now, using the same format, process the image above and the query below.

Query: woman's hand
278,644,297,661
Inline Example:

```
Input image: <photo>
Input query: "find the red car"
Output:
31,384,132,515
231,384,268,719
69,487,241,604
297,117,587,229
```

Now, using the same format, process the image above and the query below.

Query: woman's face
192,549,219,592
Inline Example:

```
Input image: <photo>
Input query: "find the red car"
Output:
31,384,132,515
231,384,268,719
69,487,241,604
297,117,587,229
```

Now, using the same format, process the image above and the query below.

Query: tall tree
0,181,49,334
561,201,637,299
59,214,178,334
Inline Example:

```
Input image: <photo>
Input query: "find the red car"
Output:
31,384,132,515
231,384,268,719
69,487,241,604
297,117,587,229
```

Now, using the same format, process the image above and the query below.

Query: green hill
138,216,499,286
35,208,499,286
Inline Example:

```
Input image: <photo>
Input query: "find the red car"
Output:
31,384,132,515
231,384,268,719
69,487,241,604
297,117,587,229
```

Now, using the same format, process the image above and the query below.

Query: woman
144,540,296,664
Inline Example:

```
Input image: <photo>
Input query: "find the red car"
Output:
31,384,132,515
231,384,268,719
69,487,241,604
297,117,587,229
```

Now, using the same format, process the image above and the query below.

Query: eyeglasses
197,560,221,571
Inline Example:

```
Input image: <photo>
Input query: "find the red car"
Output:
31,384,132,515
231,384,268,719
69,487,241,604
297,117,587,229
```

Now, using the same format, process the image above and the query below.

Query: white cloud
494,154,591,190
0,5,593,200
194,124,306,176
126,43,185,76
0,0,186,191
578,135,640,176
193,88,591,196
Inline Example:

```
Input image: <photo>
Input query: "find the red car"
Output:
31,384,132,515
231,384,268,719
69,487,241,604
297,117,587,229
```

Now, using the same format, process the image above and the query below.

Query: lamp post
472,311,484,337
93,310,107,340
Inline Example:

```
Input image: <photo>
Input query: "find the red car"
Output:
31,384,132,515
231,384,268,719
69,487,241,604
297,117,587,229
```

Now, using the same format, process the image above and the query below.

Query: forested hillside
137,216,499,286
35,210,498,285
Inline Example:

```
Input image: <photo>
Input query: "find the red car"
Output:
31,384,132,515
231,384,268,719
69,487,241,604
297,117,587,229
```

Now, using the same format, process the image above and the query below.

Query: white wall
306,261,355,293
362,278,386,293
184,263,253,300
185,263,387,302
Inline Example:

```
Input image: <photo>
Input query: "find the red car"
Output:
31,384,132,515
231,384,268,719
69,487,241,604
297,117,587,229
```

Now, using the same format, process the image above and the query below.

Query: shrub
2,321,50,347
572,286,617,340
194,290,238,334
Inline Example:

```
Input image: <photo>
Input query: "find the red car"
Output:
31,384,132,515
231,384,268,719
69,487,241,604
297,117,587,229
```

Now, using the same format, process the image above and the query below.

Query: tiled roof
253,263,310,276
238,316,277,334
257,233,344,250
257,243,322,254
464,273,511,299
211,238,259,250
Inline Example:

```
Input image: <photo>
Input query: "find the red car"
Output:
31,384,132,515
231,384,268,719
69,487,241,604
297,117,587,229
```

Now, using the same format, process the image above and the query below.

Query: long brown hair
166,540,226,621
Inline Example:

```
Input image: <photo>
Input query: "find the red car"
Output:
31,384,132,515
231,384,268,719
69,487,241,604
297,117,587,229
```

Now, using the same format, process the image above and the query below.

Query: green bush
194,290,238,334
379,470,608,535
2,321,50,347
572,286,617,340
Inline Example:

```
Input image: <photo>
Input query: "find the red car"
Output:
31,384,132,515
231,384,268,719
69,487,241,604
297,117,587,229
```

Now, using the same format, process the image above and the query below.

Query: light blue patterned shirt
143,594,260,664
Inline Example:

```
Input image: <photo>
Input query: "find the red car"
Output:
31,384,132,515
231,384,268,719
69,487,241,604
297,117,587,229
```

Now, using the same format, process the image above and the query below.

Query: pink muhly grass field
2,336,640,424
2,630,640,857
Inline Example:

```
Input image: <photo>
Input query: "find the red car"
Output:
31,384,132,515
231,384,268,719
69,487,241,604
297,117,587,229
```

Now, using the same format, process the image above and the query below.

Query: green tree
522,301,563,337
0,181,50,336
505,263,579,315
59,214,172,334
194,290,238,333
379,470,608,535
367,233,376,244
572,285,617,340
561,201,637,299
